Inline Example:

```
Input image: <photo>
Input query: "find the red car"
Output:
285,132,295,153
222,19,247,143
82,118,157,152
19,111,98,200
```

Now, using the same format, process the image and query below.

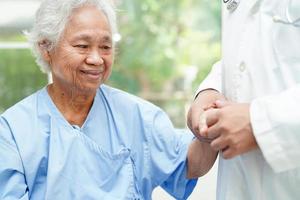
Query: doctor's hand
206,101,258,159
187,89,225,143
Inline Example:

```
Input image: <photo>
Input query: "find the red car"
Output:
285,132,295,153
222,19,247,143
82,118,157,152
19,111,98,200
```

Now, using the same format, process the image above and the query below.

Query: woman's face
48,5,114,93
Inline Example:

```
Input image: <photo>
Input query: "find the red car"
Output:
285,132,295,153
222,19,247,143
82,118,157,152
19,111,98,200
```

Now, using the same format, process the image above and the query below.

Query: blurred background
0,0,221,199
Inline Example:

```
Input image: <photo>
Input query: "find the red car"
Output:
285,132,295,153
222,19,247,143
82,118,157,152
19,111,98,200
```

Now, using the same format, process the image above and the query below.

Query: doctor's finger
210,136,229,152
206,123,221,139
214,100,233,108
205,108,219,127
198,112,208,137
221,147,237,159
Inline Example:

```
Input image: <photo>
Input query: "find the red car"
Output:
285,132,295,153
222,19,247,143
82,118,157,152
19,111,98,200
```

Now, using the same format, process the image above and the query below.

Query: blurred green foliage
0,49,47,113
110,0,221,93
0,34,27,42
0,0,220,127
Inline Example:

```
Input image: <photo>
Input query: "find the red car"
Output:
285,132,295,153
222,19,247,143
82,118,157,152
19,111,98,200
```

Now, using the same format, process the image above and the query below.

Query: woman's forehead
68,6,109,28
64,6,111,39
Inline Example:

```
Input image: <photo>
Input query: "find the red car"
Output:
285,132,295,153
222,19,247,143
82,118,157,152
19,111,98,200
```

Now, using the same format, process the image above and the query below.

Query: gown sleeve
147,110,197,200
0,117,29,200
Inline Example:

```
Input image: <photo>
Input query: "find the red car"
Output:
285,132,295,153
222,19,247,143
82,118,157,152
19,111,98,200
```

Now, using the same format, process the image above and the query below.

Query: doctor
188,0,300,199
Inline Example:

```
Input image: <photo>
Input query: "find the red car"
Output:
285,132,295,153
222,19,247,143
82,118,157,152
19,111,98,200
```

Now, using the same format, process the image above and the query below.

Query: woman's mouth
80,69,104,80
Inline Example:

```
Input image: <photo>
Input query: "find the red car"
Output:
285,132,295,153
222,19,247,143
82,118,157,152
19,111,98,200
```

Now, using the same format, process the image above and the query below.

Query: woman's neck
47,84,96,127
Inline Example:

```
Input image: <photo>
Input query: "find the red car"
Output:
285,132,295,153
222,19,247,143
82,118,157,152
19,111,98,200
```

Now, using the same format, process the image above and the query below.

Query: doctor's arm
250,85,300,173
0,118,29,200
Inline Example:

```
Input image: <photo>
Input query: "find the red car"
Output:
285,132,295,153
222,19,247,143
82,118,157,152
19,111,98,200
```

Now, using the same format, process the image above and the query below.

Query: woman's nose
86,50,104,66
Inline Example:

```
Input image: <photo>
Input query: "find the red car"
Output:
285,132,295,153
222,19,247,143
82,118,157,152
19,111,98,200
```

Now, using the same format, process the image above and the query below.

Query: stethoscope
223,0,240,12
223,0,300,27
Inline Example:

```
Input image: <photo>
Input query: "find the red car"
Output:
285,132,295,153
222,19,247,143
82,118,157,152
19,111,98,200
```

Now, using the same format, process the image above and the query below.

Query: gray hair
27,0,117,73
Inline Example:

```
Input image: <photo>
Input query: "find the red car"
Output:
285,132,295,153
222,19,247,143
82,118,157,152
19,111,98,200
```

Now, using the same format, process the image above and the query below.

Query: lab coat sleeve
148,110,197,200
250,85,300,173
196,60,223,96
0,117,29,200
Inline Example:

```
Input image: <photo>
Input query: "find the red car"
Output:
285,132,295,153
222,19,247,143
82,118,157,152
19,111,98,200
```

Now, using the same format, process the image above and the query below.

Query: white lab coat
197,0,300,199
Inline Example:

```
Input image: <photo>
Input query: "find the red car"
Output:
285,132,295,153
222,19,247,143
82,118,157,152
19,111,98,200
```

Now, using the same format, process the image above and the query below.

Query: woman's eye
75,45,88,49
101,45,112,50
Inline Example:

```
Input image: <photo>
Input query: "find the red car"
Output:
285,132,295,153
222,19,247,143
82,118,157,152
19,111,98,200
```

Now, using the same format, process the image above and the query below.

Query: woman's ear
38,40,52,62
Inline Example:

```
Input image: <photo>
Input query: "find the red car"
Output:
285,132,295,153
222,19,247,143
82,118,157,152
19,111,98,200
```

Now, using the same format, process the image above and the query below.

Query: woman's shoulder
98,85,166,130
99,84,161,113
1,88,45,121
0,88,50,148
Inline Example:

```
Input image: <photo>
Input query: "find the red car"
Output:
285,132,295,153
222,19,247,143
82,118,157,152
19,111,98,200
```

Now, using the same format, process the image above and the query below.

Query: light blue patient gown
0,85,197,200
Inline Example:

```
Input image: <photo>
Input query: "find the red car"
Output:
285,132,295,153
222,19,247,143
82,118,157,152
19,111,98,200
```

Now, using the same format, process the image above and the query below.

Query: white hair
26,0,117,73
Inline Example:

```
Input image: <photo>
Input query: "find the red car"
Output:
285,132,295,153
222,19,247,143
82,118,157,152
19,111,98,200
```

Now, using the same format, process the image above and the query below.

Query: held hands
190,99,258,159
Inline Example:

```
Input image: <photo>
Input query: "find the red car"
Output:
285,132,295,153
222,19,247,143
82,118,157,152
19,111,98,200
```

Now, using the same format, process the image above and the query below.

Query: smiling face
46,5,114,94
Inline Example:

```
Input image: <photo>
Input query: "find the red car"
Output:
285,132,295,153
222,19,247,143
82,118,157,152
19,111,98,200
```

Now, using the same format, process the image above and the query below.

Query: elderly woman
0,0,216,199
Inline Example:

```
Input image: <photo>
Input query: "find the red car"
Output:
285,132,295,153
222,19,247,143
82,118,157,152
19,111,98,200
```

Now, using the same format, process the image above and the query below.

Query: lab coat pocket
286,0,300,25
263,0,300,26
45,121,140,200
272,17,300,83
